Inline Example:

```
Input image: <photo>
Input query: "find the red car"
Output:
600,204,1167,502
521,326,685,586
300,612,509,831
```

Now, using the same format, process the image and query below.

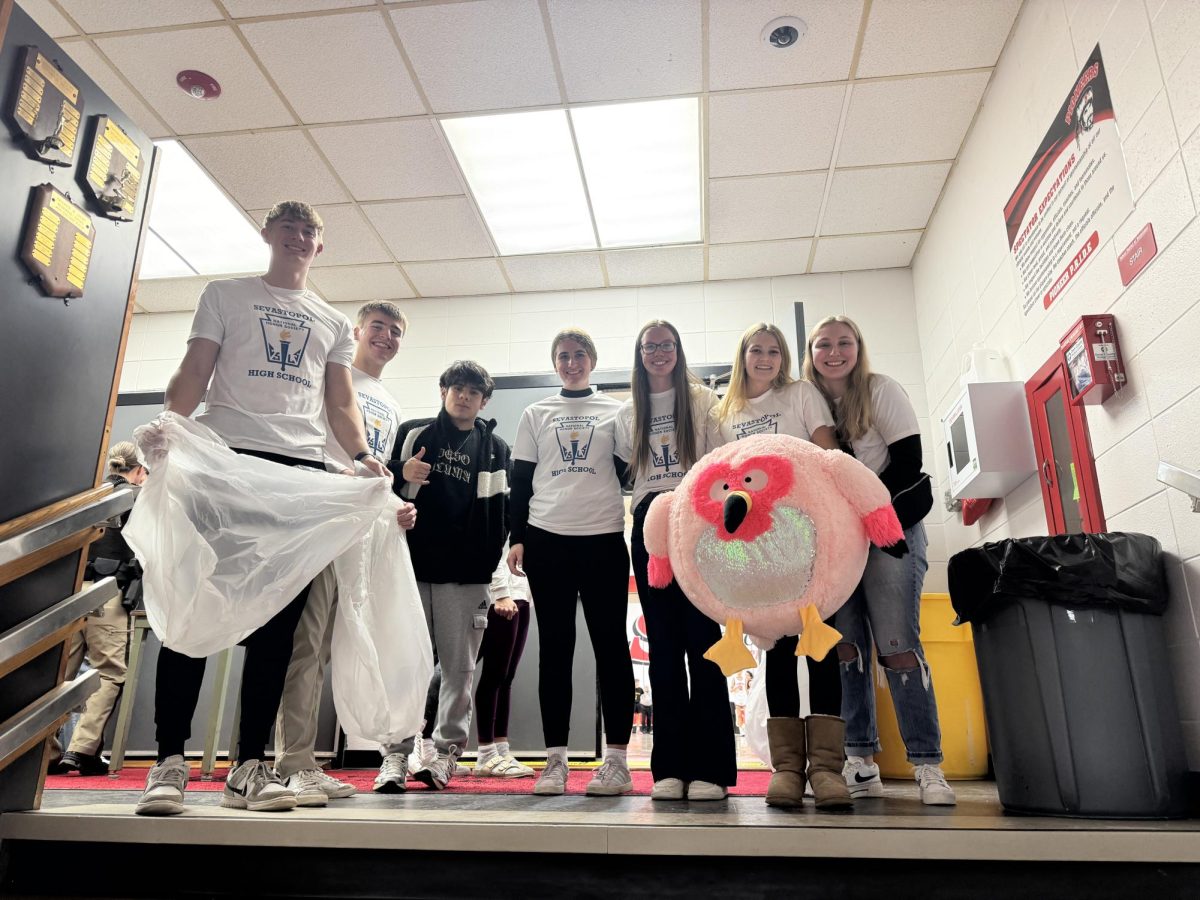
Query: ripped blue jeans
834,523,943,763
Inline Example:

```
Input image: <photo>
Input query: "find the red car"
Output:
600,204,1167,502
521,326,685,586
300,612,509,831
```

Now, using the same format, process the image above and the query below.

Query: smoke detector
176,70,222,100
762,16,807,49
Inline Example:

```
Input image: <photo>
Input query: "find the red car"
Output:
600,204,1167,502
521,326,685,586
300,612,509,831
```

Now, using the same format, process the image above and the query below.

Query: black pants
153,448,316,763
475,599,531,743
765,632,842,718
523,526,633,748
631,496,737,787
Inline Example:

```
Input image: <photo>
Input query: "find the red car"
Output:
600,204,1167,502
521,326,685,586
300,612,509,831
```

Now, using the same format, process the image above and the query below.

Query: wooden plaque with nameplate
84,115,143,220
8,46,84,165
20,183,96,299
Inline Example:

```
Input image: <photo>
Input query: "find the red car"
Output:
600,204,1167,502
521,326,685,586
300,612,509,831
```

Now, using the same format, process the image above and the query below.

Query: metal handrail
0,578,118,670
0,671,100,766
1158,461,1200,512
0,487,137,568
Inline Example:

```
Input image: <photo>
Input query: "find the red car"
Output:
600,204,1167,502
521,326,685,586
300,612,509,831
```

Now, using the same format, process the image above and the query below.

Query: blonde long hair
802,315,874,441
628,320,701,483
716,322,794,421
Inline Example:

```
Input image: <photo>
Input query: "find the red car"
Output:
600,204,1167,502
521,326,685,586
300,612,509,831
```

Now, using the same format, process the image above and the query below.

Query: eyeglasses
640,340,677,354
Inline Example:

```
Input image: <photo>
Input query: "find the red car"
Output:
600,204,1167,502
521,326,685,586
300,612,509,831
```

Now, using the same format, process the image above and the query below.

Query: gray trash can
948,533,1189,819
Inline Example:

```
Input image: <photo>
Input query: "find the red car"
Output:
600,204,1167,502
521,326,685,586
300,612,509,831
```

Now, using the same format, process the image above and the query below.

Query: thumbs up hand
403,445,432,485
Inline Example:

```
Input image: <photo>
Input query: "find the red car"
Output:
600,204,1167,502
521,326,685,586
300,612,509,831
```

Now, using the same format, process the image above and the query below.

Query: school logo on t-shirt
260,312,312,372
360,393,395,458
735,413,779,440
555,423,594,463
650,433,679,473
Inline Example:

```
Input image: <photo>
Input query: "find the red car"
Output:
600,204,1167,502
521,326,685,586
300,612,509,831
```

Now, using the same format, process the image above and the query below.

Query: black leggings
523,527,634,748
765,632,842,718
153,448,315,763
475,599,531,743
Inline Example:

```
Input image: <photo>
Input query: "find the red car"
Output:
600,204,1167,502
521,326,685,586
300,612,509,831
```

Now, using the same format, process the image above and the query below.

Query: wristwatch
354,450,375,462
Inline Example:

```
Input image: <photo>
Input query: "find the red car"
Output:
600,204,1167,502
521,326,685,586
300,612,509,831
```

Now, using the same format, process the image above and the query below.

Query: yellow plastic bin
873,593,989,779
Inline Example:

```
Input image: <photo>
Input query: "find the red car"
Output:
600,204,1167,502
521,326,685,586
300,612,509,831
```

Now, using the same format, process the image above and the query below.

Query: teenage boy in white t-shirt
137,201,392,817
273,301,417,805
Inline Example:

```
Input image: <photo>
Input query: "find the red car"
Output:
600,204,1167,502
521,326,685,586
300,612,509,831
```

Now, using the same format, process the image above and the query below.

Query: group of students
126,197,952,816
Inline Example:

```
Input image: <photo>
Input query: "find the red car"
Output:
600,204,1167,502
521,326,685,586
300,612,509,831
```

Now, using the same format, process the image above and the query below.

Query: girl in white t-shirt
615,320,734,801
713,322,852,811
508,328,634,797
804,314,955,807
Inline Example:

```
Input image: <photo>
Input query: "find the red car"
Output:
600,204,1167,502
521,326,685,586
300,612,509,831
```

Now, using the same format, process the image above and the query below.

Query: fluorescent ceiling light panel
441,110,596,255
140,230,196,279
144,140,268,278
571,98,701,248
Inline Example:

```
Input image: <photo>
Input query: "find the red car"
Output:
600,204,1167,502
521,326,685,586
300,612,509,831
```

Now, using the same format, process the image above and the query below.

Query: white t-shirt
837,374,921,475
323,366,402,471
513,391,625,536
614,384,720,509
716,380,831,445
189,276,355,461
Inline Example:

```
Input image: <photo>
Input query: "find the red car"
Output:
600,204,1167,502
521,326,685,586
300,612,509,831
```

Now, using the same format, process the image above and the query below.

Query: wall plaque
84,115,143,220
9,46,83,165
21,184,96,299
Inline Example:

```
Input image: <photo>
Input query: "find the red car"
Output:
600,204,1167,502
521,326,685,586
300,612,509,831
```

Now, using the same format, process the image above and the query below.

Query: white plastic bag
744,649,811,768
331,499,433,744
124,412,390,657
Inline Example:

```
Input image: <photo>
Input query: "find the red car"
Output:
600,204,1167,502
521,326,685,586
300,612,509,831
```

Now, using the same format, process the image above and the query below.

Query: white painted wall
912,0,1200,764
123,267,924,427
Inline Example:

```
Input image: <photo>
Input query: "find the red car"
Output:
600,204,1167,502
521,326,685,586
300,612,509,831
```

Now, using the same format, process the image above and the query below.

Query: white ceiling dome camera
762,16,808,49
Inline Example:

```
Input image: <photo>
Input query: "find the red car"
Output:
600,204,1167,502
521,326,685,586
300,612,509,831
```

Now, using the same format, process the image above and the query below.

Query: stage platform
3,779,1200,898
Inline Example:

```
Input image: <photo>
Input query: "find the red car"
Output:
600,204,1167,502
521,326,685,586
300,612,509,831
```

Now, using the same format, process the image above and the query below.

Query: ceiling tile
836,72,990,168
185,131,347,209
708,85,845,177
821,163,951,234
310,121,462,201
20,0,80,37
403,259,509,296
241,12,425,123
811,232,920,272
502,253,604,292
708,173,826,244
392,0,561,113
57,41,171,138
303,205,393,268
605,246,705,286
547,0,702,103
708,239,813,280
308,264,415,303
363,198,495,261
57,0,222,32
708,0,864,91
96,26,295,134
136,276,219,313
224,0,374,16
856,0,1021,78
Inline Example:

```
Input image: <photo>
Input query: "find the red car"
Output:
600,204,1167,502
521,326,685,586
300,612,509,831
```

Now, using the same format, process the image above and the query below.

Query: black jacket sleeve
878,434,932,532
509,459,536,544
613,455,630,486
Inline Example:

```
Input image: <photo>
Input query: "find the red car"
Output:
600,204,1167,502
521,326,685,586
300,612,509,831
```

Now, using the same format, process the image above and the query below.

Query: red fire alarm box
1059,314,1125,405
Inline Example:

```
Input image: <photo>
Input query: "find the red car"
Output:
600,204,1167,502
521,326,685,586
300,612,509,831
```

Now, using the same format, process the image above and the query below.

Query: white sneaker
687,780,728,801
413,745,460,791
284,769,329,807
914,764,956,806
475,753,536,778
586,757,632,797
843,756,884,799
374,753,408,794
222,759,296,812
308,768,356,799
651,777,685,801
136,755,189,816
407,737,436,777
533,757,568,795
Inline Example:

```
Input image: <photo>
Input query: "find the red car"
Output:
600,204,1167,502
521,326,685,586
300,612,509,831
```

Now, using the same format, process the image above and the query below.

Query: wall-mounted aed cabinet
941,382,1038,500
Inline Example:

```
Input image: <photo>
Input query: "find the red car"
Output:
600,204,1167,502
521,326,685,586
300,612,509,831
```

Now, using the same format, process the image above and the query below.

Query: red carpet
46,767,771,796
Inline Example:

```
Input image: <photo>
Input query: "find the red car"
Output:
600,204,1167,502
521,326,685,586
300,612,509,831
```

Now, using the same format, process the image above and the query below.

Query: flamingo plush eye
708,479,730,501
742,469,769,491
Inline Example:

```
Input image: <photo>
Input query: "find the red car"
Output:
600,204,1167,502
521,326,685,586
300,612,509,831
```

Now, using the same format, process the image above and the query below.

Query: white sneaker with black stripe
843,756,884,798
222,760,296,812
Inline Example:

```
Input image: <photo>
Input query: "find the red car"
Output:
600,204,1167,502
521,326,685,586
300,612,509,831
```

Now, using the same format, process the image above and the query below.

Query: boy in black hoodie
374,361,510,791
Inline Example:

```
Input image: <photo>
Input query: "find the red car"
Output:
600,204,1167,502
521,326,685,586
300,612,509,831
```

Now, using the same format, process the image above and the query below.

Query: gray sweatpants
383,581,489,755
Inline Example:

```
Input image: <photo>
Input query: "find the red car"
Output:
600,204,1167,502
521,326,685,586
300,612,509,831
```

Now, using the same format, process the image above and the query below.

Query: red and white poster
1003,45,1134,318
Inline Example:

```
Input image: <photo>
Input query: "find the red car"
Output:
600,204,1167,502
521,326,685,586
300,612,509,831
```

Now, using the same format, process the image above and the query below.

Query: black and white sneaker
843,756,884,799
222,759,296,812
413,745,460,790
373,752,408,793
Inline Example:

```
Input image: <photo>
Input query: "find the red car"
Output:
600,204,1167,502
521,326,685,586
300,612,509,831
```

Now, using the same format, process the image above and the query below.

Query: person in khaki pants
52,443,147,775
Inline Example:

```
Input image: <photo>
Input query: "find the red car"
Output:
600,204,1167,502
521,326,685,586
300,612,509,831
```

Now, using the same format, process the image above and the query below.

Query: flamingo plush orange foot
704,617,757,676
795,605,842,661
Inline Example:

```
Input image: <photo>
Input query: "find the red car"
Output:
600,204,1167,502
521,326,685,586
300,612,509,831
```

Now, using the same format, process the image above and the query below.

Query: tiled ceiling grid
23,0,1022,311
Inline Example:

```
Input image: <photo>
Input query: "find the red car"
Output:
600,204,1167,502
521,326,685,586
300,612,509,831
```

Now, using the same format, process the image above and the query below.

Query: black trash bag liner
948,532,1165,625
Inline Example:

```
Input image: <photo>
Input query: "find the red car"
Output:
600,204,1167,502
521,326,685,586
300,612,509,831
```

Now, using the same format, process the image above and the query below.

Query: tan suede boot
765,717,807,808
805,715,853,811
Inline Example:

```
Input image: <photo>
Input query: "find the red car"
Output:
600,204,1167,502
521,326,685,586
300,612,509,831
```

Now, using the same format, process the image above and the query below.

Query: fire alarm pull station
1060,314,1125,405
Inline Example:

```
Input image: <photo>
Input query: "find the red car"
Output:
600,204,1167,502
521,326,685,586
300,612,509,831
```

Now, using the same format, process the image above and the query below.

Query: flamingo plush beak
723,490,752,534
